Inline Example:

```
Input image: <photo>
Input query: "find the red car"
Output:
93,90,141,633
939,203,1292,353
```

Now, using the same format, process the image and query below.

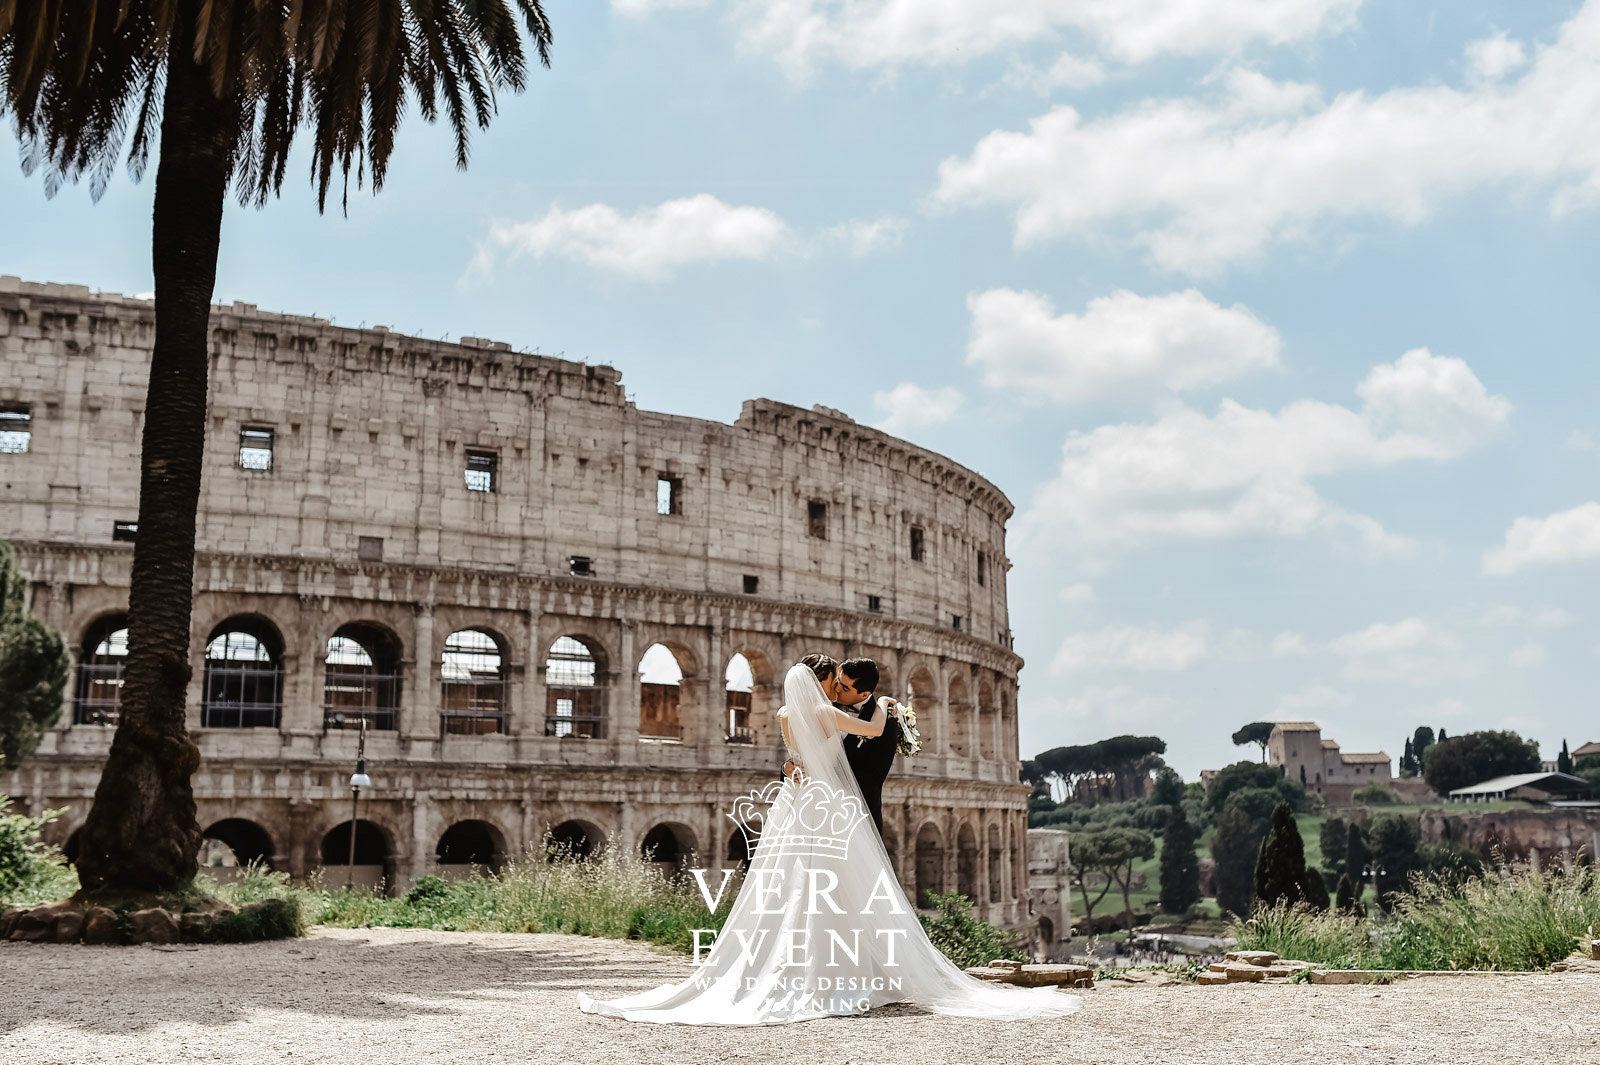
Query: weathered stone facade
1420,806,1600,871
1268,722,1393,808
0,276,1042,931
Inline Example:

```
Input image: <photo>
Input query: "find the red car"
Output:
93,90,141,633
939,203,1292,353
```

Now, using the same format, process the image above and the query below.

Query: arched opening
915,822,945,909
440,628,506,735
202,819,277,880
727,825,757,869
978,682,997,761
324,622,403,731
545,636,605,738
957,822,979,902
1038,915,1055,953
547,819,602,860
436,820,506,875
638,643,684,740
725,653,754,743
883,826,900,882
987,823,1003,902
320,820,392,893
75,614,128,725
947,672,973,759
906,667,938,755
202,617,284,728
640,822,696,878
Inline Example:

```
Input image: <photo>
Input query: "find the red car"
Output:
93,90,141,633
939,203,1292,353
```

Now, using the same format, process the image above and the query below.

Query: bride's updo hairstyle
800,652,837,682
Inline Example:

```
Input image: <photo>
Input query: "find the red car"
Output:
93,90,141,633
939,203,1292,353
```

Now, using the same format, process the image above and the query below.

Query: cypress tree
1319,817,1348,886
1334,873,1357,913
1345,823,1370,888
1558,739,1573,776
1401,737,1415,776
1158,804,1202,914
1253,802,1307,908
1211,806,1261,917
1302,863,1331,910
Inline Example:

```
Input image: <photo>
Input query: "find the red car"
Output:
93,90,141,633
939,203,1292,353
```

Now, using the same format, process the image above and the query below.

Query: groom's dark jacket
838,699,899,835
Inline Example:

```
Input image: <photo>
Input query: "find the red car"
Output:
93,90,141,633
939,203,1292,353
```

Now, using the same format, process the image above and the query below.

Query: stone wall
0,277,1039,930
1420,806,1600,870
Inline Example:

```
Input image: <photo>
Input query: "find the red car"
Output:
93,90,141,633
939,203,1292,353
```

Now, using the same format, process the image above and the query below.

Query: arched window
202,618,284,728
725,653,754,744
638,643,683,740
324,622,403,730
75,614,128,725
440,628,506,735
545,636,604,738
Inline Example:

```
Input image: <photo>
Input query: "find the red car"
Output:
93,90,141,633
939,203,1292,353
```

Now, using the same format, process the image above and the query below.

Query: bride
577,661,1082,1026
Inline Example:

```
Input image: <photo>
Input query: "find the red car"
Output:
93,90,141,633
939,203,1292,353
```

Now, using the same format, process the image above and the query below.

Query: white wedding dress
576,663,1082,1026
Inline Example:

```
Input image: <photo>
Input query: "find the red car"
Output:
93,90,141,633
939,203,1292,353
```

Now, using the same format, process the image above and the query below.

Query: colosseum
0,275,1070,952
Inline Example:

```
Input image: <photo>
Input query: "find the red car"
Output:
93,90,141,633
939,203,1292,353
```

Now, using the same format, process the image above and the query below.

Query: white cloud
1049,622,1207,675
1272,632,1310,656
1330,617,1458,685
1059,582,1095,604
1484,501,1600,575
872,383,965,435
1479,604,1576,629
999,52,1108,95
1034,684,1178,727
1465,31,1527,82
935,7,1600,274
1569,429,1598,453
825,216,908,256
479,195,791,280
965,288,1280,405
1016,348,1509,550
613,0,709,13
1509,642,1547,669
676,0,1362,79
1272,683,1348,716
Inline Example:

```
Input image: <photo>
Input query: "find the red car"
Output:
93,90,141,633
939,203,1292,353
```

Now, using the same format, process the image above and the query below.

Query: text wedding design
685,779,908,1009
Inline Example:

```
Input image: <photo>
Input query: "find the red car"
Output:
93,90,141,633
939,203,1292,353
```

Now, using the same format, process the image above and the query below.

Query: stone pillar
618,798,636,857
706,799,721,872
615,619,640,749
943,805,957,900
411,791,433,884
407,604,434,742
518,608,540,737
703,625,725,748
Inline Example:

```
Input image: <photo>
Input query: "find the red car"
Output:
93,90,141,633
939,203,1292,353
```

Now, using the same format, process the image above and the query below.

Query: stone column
615,619,640,750
411,791,433,884
703,624,725,748
705,799,721,872
407,604,435,743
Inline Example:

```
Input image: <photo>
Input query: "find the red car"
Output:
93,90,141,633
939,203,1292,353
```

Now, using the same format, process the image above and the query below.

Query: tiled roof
1340,752,1391,764
1321,739,1340,748
1271,722,1321,732
1573,741,1600,758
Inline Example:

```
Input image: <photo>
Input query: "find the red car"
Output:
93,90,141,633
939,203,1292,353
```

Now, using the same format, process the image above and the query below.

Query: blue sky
6,1,1600,779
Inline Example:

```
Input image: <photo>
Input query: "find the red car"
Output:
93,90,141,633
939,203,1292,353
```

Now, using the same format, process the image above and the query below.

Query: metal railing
201,663,283,728
725,725,755,744
324,669,402,731
74,661,124,725
545,713,605,738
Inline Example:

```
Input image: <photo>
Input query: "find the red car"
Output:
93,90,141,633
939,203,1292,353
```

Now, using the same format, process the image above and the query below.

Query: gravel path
3,927,1596,1065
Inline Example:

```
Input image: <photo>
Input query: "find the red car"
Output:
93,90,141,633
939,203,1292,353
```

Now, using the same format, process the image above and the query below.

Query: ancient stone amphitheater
0,276,1064,949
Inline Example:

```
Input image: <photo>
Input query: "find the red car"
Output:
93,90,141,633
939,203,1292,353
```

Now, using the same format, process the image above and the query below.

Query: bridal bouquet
895,700,923,758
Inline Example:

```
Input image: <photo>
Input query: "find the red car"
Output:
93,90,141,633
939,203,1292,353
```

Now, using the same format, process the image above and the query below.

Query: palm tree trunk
75,8,236,894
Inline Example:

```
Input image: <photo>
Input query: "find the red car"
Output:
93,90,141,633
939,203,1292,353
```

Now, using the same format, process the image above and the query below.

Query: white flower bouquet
895,701,922,758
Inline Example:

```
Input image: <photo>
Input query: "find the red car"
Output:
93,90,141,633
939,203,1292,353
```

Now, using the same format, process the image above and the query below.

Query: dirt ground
2,927,1596,1065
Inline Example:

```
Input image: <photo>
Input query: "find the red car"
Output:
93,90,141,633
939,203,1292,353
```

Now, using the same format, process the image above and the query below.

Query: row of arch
69,610,1015,760
59,814,1013,908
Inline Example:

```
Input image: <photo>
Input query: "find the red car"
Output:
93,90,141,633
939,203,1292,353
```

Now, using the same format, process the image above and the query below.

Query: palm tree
1,0,553,895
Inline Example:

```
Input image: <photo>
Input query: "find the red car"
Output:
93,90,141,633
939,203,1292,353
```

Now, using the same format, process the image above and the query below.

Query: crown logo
726,778,870,862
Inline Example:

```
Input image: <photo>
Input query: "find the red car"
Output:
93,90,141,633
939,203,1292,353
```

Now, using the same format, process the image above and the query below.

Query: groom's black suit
838,699,900,835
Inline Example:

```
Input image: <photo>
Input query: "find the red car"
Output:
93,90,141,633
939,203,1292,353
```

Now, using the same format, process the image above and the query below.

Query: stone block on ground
1592,939,1599,961
964,963,1094,989
0,907,20,939
181,912,210,941
1224,964,1270,982
1225,950,1280,966
10,907,57,942
82,907,117,945
1196,971,1230,985
129,908,179,945
52,910,83,943
987,959,1023,970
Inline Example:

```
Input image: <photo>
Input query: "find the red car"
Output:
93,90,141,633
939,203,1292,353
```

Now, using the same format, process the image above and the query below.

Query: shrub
1253,803,1307,908
916,890,1026,969
1353,783,1400,805
0,796,76,906
1158,805,1202,914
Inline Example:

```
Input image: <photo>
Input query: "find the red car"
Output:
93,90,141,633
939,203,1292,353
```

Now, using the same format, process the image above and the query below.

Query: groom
796,653,900,836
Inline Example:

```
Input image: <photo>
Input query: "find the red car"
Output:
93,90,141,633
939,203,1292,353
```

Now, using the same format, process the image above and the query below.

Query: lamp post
345,713,372,889
1362,862,1385,910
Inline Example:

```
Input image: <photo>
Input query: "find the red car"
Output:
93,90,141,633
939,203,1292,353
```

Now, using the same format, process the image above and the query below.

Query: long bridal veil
576,662,1082,1026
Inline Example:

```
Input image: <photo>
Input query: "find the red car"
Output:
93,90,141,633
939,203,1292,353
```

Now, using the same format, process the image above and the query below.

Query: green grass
1231,858,1600,971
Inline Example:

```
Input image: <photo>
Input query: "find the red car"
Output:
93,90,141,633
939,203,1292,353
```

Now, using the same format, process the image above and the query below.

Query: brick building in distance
0,276,1070,953
1267,722,1394,807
